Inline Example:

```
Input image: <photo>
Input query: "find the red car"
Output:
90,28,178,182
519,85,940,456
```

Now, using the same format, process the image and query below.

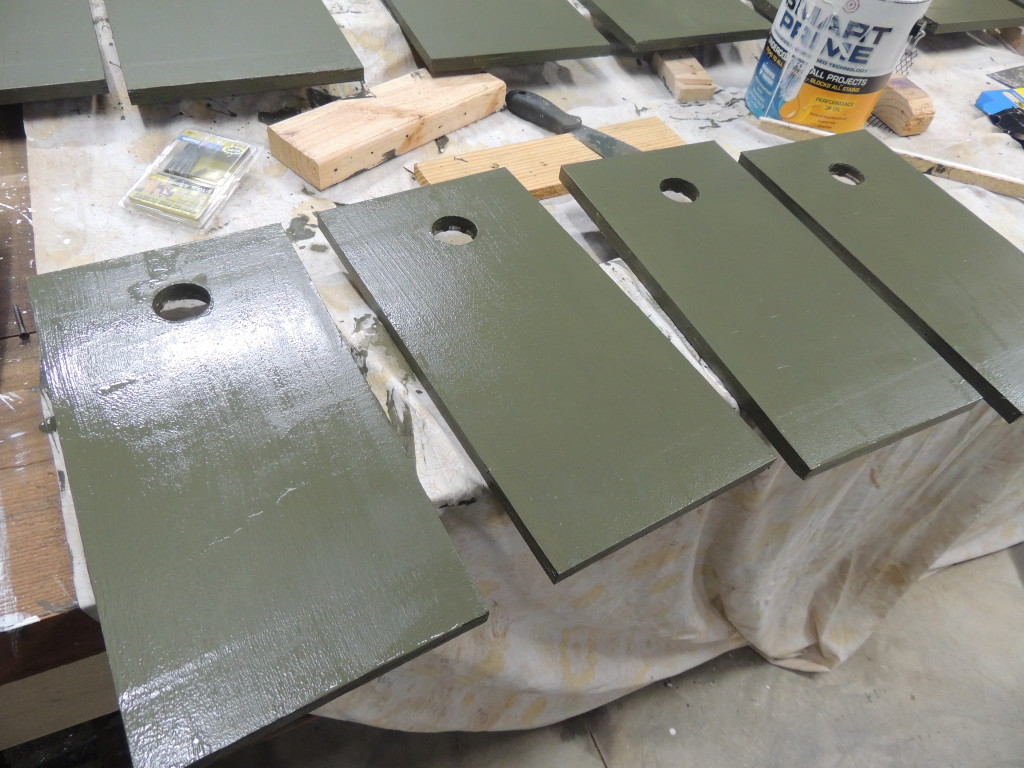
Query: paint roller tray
122,129,257,230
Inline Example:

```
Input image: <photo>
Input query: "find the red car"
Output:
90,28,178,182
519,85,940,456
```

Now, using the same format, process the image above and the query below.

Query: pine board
561,143,976,477
317,170,774,582
579,0,769,53
28,226,486,768
0,0,106,106
104,0,363,104
740,131,1024,422
414,117,684,199
381,0,610,73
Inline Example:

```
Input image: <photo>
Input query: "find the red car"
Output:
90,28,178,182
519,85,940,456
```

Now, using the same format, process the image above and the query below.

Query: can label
746,0,930,132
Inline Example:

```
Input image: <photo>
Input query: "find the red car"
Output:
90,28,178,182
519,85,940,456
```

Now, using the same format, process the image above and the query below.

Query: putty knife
505,89,639,157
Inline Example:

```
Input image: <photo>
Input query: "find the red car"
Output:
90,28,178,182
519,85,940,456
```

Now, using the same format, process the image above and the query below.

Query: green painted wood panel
750,0,1024,33
381,0,611,74
579,0,769,53
104,0,363,104
317,169,774,581
923,0,1024,33
560,143,976,477
27,226,486,768
739,131,1024,422
0,0,106,106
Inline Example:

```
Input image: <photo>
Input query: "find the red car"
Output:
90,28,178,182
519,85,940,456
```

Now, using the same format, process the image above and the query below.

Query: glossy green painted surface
27,226,486,768
740,131,1024,422
317,170,774,581
381,0,610,74
0,0,106,105
579,0,769,53
561,143,976,477
104,0,363,104
749,0,1024,33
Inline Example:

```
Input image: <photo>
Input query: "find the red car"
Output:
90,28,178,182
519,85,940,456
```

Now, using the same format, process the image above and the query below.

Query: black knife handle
505,89,582,135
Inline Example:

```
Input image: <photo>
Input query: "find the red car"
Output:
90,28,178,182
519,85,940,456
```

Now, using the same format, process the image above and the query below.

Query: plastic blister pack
122,130,256,230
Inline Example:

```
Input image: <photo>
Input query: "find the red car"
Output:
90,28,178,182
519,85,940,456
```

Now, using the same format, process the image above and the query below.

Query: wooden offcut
28,226,486,768
993,27,1024,55
561,143,976,477
413,117,684,198
318,170,774,582
653,52,716,102
740,131,1024,422
872,78,934,137
269,69,505,190
0,0,107,105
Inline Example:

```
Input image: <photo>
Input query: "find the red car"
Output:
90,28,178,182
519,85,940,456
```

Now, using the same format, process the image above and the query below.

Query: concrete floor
214,543,1024,768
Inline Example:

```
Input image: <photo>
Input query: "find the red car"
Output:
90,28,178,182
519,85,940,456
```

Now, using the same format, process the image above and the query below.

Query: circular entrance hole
659,178,699,203
829,163,865,186
152,283,212,322
432,216,478,245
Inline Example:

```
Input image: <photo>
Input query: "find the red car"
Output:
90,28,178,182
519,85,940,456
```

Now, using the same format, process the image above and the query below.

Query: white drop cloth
22,0,1024,731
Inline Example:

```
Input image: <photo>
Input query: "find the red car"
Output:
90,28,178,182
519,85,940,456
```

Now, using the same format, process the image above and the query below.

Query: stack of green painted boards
31,131,1024,768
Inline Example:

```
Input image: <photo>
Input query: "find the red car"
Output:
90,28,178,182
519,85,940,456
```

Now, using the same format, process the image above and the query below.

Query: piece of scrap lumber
269,69,505,190
414,116,683,198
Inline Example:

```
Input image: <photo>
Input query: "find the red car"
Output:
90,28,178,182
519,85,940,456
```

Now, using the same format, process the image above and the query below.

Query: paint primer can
746,0,931,133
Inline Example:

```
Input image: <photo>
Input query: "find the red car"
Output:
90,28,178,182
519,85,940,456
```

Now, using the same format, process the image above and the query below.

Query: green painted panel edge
105,0,363,104
0,0,108,106
578,0,769,54
560,143,976,478
381,0,611,74
317,169,774,581
28,225,486,768
739,131,1024,423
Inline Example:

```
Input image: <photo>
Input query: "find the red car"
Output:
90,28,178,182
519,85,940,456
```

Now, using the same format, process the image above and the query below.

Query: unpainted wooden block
873,77,934,137
269,69,505,190
414,117,684,198
653,52,716,102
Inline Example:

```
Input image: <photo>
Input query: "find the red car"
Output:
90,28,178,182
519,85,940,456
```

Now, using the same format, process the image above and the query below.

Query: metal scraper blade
990,64,1024,89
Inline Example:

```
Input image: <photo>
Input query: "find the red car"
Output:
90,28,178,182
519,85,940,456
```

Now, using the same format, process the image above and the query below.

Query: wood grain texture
560,143,976,477
0,652,117,750
413,117,684,199
381,0,610,73
0,0,107,105
653,52,716,102
28,226,486,768
578,0,769,53
103,0,363,104
739,131,1024,422
269,70,505,190
317,170,774,581
872,77,934,137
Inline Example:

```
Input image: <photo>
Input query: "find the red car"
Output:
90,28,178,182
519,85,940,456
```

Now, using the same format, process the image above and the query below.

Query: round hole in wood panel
660,178,699,203
829,163,865,186
152,283,212,322
432,216,478,245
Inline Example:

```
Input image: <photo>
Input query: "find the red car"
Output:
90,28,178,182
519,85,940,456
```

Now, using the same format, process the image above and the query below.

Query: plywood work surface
381,0,610,73
317,170,774,581
0,0,106,106
579,0,769,53
413,117,684,199
739,132,1024,422
561,143,977,477
28,226,486,768
104,0,363,104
